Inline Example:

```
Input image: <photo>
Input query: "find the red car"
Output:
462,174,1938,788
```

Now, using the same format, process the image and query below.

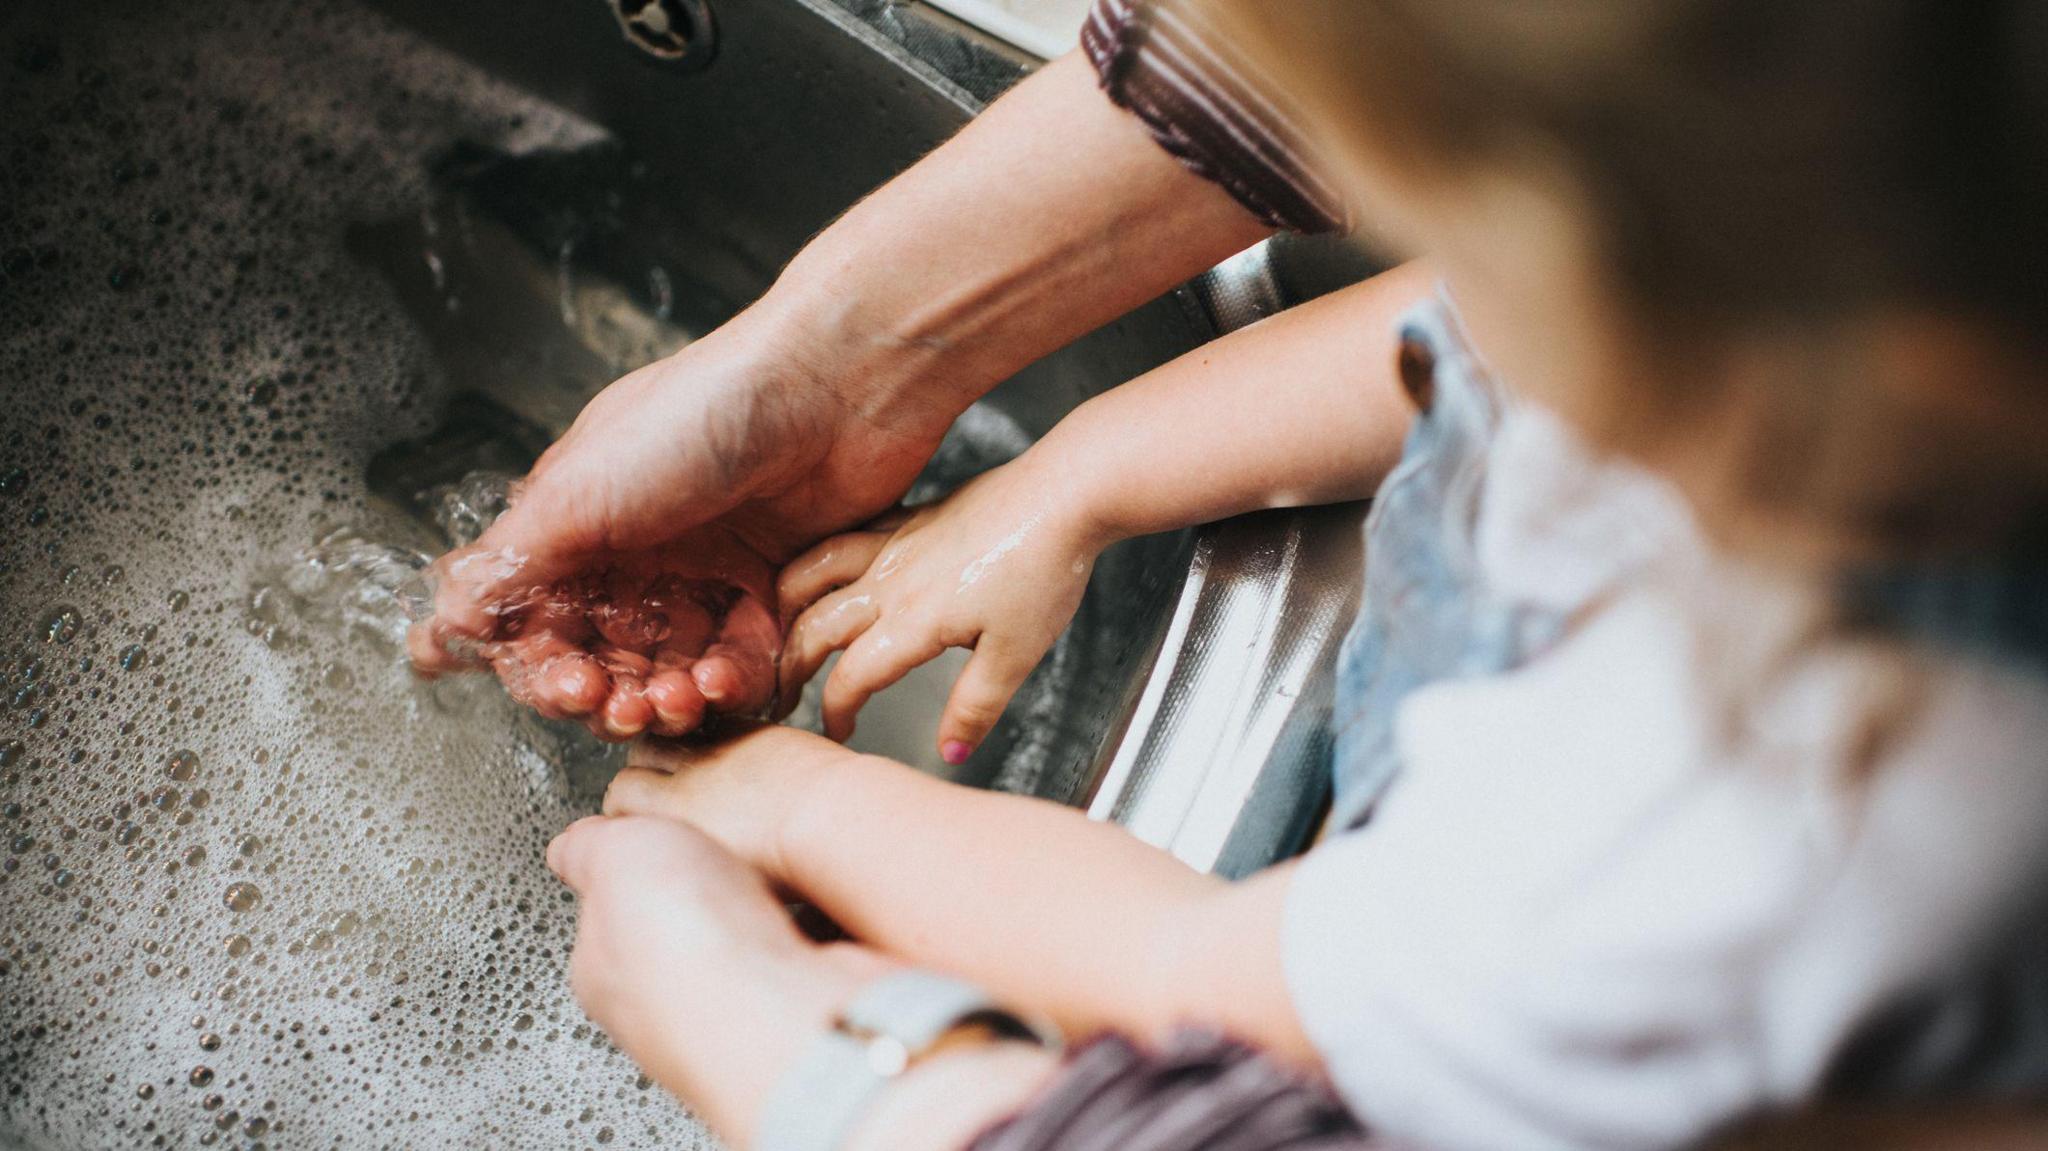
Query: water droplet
187,1065,213,1088
199,1032,221,1051
38,606,80,645
182,845,207,867
136,1083,154,1100
237,834,263,857
0,741,21,768
167,589,189,612
511,1013,533,1032
0,468,25,496
119,644,147,671
165,750,199,781
222,882,260,912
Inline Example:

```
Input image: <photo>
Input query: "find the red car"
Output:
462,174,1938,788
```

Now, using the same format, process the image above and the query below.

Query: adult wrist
754,969,1062,1151
748,249,985,438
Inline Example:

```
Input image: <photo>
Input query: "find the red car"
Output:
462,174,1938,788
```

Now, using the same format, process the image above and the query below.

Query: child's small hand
773,460,1103,763
606,725,862,880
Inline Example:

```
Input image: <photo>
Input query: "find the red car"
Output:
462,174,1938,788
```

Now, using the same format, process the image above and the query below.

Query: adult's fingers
595,675,656,741
935,639,1040,766
776,533,891,627
819,626,947,743
645,662,708,737
777,587,881,711
486,633,610,719
545,814,614,894
406,617,469,676
696,593,779,716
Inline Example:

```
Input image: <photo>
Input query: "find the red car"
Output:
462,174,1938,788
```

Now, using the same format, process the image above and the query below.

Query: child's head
1198,0,2048,568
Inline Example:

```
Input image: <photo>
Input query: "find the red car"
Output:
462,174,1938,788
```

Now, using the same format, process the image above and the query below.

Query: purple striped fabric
1082,0,1348,234
967,1031,1376,1151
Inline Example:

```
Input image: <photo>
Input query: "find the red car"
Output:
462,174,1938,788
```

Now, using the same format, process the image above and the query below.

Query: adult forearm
1044,261,1434,546
749,52,1275,433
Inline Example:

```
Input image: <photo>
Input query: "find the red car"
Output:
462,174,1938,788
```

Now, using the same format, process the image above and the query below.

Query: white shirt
1284,406,2048,1150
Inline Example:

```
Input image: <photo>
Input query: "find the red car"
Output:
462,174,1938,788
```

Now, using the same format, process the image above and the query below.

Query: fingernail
941,740,974,766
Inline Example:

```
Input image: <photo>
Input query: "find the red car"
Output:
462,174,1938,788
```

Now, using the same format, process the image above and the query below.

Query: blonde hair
1193,0,2048,565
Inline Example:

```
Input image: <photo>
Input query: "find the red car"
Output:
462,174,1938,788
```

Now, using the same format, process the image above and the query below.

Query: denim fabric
1328,296,1538,828
1326,294,2047,832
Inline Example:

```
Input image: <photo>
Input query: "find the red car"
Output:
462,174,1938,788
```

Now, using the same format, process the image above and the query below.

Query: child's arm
1048,258,1432,542
777,261,1433,758
609,727,1317,1064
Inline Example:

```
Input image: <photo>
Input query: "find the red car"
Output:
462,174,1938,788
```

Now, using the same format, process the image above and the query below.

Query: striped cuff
968,1030,1374,1151
1081,0,1348,234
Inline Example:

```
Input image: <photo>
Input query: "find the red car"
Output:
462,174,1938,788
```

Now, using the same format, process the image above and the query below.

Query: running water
0,0,725,1146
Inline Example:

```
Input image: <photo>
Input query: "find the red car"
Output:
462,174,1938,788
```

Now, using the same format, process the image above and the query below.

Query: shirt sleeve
967,1031,1373,1151
1281,579,2048,1151
1081,0,1348,234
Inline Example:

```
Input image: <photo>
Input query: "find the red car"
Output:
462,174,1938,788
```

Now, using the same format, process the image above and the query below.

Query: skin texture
547,812,1062,1151
607,727,1313,1063
780,263,1434,759
410,52,1273,740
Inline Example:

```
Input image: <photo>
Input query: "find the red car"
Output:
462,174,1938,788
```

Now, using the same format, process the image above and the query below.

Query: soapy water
0,0,733,1146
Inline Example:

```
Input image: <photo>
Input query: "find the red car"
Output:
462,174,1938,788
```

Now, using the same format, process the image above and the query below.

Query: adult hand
410,315,961,740
548,813,1057,1151
547,814,891,1144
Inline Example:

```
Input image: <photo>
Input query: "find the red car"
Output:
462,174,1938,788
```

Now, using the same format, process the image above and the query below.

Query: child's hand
774,459,1104,763
605,725,863,880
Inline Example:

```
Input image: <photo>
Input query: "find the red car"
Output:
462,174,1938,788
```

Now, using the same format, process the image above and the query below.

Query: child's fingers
601,766,685,820
935,640,1039,765
819,626,948,743
775,532,891,627
778,587,881,708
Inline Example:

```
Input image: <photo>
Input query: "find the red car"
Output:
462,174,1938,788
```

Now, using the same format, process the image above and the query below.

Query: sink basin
0,0,1366,1146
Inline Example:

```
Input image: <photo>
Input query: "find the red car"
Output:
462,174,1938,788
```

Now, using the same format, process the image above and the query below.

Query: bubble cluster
0,1,713,1147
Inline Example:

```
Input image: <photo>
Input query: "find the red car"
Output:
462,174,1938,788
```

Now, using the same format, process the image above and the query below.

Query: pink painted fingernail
941,740,974,766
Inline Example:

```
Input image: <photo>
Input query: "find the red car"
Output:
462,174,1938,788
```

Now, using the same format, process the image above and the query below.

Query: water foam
0,1,718,1145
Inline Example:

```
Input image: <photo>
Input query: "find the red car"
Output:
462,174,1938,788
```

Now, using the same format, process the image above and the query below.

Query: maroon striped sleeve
1081,0,1349,234
967,1031,1376,1151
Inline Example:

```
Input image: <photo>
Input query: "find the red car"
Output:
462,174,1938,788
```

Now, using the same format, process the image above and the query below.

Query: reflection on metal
1089,239,1366,877
1087,504,1363,878
1190,238,1286,335
610,0,718,70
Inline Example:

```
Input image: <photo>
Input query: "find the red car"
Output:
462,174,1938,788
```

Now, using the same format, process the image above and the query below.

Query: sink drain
610,0,717,70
